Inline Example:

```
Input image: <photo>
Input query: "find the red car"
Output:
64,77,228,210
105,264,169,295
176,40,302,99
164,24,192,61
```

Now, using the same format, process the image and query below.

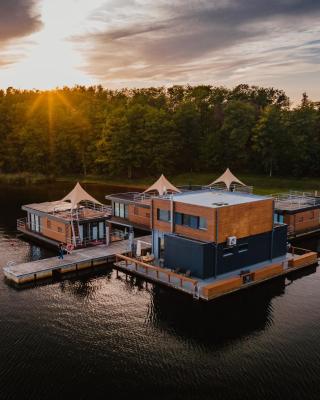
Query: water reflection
58,269,113,299
148,279,282,347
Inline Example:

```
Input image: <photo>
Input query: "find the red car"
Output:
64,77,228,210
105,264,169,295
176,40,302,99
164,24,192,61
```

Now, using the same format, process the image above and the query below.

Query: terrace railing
115,253,199,297
272,192,318,208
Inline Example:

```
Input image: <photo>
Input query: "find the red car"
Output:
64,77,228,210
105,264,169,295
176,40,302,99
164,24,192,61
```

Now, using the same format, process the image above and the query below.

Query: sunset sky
0,0,320,102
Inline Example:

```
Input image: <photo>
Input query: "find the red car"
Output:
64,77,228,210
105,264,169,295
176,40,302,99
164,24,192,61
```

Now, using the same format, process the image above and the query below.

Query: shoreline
0,172,320,194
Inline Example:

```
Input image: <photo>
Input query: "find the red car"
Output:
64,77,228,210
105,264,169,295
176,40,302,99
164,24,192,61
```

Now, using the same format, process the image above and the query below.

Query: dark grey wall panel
163,225,287,279
164,234,215,279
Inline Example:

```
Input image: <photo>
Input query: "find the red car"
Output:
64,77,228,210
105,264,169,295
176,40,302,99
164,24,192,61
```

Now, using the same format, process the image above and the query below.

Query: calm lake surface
1,182,320,400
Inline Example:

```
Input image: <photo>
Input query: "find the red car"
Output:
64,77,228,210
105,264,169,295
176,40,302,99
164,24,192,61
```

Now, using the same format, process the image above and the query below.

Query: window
157,209,171,222
239,243,248,253
119,203,124,218
114,202,119,217
58,227,62,233
199,217,207,230
183,214,191,227
47,220,52,229
114,202,128,218
174,212,183,225
134,207,139,215
174,212,207,230
190,215,198,229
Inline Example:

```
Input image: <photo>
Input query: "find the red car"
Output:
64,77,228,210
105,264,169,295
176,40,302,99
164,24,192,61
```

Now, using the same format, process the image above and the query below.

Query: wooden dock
114,250,319,301
3,235,151,284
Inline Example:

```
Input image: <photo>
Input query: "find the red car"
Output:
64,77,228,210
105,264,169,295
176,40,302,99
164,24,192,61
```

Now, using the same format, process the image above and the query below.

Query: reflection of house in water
148,278,286,346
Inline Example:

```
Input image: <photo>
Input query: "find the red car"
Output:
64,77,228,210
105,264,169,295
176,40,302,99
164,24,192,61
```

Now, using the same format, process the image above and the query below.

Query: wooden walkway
3,235,151,284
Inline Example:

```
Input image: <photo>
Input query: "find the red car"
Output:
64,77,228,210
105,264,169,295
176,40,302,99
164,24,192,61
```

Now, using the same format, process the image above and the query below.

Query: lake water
1,183,320,400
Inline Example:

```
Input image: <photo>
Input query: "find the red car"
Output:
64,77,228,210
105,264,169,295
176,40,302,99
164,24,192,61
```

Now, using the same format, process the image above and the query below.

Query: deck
3,235,151,285
114,249,319,301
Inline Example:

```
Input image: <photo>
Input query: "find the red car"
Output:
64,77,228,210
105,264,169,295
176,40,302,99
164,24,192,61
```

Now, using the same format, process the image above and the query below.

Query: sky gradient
0,0,319,103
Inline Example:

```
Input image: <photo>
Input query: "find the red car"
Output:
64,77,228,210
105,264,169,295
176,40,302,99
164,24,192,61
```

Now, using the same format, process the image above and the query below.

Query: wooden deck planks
4,235,152,282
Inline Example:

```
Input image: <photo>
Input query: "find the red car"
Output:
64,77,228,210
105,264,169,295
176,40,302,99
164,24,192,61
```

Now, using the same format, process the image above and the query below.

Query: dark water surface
1,183,320,400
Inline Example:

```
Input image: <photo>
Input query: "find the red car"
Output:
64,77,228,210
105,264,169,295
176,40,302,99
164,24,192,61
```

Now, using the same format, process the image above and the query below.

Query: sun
0,0,106,89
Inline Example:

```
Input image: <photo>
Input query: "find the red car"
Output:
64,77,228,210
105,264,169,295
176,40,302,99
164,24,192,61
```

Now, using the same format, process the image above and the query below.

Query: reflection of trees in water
58,268,113,299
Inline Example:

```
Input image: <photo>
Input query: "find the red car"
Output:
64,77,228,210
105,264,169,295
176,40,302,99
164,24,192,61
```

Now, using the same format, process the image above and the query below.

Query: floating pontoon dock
114,249,318,301
3,235,151,285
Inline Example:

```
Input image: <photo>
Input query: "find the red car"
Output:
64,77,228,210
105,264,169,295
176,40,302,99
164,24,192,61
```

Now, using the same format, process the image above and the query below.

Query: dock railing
115,254,199,296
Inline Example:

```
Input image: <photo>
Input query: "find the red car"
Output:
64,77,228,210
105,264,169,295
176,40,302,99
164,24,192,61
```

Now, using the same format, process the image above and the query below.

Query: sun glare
0,0,106,89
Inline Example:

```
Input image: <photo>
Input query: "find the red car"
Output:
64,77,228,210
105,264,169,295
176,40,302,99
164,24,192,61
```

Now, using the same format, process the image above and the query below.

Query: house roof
23,200,72,214
172,190,268,208
62,182,101,208
207,168,246,190
144,174,181,196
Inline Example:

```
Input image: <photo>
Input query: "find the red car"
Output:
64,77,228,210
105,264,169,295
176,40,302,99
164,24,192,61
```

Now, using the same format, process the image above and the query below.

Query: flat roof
172,190,268,208
23,201,72,213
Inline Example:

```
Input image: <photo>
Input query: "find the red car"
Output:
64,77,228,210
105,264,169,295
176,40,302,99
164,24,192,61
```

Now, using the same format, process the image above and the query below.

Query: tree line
0,84,319,178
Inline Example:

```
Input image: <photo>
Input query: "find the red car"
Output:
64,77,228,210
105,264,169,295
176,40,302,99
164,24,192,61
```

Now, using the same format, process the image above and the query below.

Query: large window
174,212,207,230
157,209,171,222
114,202,128,218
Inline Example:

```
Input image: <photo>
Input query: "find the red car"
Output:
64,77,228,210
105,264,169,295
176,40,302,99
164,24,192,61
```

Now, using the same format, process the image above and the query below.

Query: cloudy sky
0,0,320,102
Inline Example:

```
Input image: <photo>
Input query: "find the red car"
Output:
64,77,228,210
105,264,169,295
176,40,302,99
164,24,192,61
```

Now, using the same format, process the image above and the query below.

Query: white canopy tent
62,182,102,246
62,182,101,209
144,174,181,196
207,168,246,190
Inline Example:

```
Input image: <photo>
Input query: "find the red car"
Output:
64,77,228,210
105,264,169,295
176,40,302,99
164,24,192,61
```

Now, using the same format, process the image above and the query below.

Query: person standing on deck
58,243,64,259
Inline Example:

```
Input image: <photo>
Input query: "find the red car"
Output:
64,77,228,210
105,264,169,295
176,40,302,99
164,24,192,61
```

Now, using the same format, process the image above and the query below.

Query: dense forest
0,84,319,178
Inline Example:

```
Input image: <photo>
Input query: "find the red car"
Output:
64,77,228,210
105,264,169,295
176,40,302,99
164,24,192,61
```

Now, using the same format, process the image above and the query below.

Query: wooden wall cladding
152,197,274,243
174,202,215,242
128,204,151,228
286,209,320,234
217,199,273,243
41,217,68,242
152,198,171,232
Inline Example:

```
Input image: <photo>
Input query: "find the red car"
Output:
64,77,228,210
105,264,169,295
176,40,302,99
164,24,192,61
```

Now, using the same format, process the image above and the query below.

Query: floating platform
114,249,318,301
3,235,151,285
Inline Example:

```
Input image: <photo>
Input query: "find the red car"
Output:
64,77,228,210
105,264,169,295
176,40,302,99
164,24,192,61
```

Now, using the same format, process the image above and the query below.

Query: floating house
106,174,180,233
8,172,317,297
17,183,112,248
273,191,320,238
151,188,287,279
112,171,317,300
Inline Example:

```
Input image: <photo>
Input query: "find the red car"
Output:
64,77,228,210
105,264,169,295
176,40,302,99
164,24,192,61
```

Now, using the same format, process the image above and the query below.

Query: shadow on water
148,263,318,348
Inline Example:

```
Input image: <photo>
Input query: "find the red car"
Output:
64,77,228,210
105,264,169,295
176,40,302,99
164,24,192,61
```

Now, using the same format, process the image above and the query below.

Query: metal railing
50,201,112,218
272,192,318,209
115,254,199,296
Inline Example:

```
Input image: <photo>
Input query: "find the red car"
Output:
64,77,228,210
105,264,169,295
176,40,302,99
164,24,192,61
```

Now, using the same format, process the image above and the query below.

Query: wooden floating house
17,182,112,248
273,191,320,238
111,171,318,300
8,171,318,299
